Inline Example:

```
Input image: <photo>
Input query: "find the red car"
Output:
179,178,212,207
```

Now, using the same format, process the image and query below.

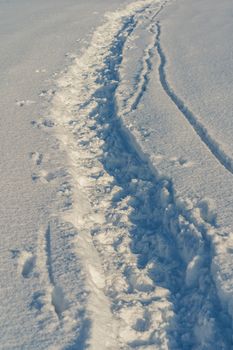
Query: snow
1,0,233,349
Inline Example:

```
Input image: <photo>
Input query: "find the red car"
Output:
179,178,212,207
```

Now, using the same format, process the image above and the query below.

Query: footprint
170,156,194,168
16,100,36,107
32,170,52,183
30,291,45,311
30,120,39,128
51,285,68,317
139,127,151,138
41,118,55,128
18,251,35,278
32,168,67,184
10,249,20,259
39,89,56,99
30,118,55,129
57,182,73,210
65,52,76,59
35,68,46,73
178,157,193,167
30,152,43,166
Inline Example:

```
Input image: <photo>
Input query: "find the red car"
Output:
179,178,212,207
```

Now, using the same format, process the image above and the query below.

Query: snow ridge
47,1,233,349
155,22,233,175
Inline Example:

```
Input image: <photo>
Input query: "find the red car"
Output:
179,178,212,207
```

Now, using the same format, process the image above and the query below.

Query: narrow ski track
155,21,233,176
129,1,168,112
50,1,233,348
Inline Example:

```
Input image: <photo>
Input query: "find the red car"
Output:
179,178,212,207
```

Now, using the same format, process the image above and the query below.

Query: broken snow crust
44,0,233,349
2,0,233,349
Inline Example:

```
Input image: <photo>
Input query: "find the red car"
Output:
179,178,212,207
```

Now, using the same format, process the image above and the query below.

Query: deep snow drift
1,0,233,349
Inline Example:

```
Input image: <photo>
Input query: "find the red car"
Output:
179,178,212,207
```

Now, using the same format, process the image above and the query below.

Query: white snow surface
1,0,233,349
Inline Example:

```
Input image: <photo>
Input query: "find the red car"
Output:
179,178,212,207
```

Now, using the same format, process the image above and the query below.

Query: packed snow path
3,0,230,349
27,0,233,349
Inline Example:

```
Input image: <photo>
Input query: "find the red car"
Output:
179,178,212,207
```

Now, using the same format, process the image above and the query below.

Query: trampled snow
1,0,233,349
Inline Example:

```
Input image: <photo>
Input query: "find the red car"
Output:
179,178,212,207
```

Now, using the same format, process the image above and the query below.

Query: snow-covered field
1,0,233,349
